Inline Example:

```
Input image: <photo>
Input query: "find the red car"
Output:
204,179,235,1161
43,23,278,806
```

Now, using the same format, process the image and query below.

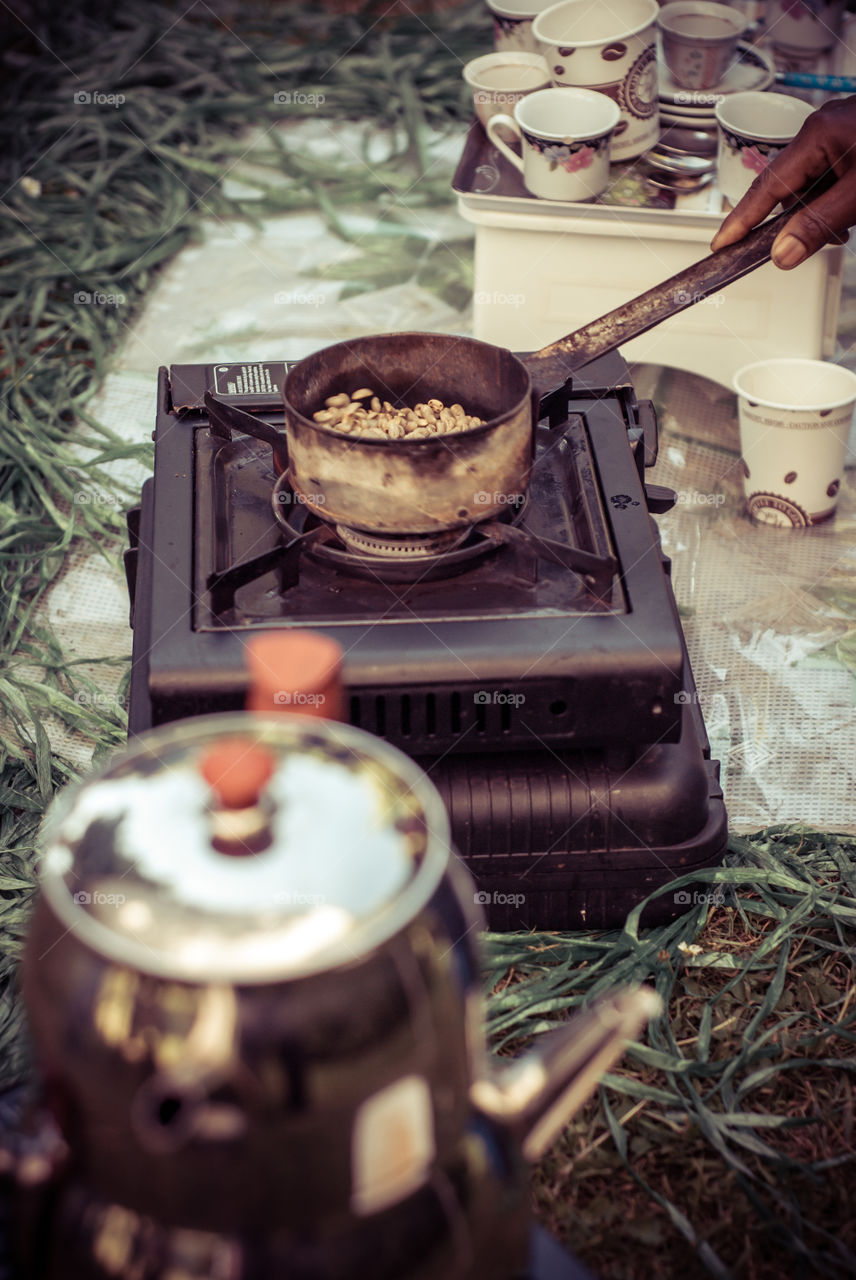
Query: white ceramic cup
715,90,814,207
765,0,846,54
487,0,561,53
656,1,748,91
463,52,552,127
733,358,856,526
486,86,620,200
532,0,659,160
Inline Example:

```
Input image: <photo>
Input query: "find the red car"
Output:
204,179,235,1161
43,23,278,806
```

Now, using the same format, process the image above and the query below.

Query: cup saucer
658,42,774,106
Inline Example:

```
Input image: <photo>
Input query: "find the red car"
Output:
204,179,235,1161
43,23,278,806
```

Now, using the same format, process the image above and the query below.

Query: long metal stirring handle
527,204,795,378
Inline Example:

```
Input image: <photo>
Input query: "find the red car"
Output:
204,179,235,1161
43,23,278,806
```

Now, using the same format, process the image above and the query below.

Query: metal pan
208,205,797,536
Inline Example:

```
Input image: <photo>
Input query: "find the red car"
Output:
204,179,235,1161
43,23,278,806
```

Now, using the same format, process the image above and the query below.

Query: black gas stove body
125,352,727,929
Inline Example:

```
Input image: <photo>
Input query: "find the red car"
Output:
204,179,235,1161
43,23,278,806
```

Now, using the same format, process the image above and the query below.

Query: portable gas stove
125,351,727,929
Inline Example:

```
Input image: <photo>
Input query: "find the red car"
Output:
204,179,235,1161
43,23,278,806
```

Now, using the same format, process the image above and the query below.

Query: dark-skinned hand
710,95,856,268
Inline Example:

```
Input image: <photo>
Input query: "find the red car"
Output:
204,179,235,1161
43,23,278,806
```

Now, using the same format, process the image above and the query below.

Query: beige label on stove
351,1074,435,1216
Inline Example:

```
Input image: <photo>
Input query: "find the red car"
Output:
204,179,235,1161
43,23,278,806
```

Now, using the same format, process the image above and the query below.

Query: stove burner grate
267,469,532,583
333,523,472,559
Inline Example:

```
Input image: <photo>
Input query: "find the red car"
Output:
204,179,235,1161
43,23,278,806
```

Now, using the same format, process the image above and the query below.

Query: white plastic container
458,197,844,387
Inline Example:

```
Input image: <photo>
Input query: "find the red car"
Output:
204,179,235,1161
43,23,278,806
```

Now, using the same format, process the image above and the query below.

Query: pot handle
471,986,661,1162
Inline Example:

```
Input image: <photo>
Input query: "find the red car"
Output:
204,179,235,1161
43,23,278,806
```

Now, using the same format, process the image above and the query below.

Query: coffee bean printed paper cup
532,0,659,160
733,359,856,528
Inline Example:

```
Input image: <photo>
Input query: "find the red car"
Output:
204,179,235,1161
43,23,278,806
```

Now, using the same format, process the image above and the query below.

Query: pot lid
38,714,449,983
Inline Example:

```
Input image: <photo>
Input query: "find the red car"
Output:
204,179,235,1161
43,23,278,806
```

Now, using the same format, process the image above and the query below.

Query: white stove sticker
351,1074,435,1216
213,363,278,397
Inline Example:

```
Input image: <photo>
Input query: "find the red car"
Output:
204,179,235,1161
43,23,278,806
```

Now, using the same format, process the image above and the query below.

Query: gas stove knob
643,482,677,515
636,399,659,468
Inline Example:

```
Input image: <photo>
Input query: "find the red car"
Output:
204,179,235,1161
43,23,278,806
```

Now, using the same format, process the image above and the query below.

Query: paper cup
532,0,659,160
463,52,551,127
487,0,561,53
715,90,814,207
656,1,748,91
734,358,856,527
486,86,620,201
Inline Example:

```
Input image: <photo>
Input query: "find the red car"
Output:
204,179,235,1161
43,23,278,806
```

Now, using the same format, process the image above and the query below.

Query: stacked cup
532,0,660,161
471,0,663,200
656,1,748,92
764,0,846,61
487,0,562,53
464,51,552,128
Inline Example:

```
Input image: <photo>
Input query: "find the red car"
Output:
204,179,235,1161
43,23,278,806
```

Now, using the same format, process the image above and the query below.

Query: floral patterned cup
714,90,814,207
486,86,620,201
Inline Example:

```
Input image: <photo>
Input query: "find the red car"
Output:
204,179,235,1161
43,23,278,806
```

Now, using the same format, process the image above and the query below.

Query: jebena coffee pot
9,710,658,1279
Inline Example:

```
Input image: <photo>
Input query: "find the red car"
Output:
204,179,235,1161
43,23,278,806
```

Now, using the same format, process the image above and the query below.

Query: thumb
770,188,853,268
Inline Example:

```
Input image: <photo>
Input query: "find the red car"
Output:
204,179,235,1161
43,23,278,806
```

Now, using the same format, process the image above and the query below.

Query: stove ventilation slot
350,690,511,746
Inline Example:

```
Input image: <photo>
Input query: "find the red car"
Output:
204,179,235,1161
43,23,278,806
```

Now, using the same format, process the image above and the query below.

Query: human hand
710,95,856,268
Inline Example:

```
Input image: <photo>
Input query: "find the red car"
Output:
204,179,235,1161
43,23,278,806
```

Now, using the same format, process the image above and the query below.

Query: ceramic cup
463,51,552,127
656,1,748,91
532,0,659,160
486,86,620,200
733,358,856,527
714,90,814,207
486,0,561,53
765,0,846,54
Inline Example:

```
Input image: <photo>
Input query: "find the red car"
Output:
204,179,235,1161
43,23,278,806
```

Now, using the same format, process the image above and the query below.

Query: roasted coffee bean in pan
312,389,486,438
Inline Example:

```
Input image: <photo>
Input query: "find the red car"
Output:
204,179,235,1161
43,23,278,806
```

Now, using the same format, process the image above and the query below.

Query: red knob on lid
200,738,275,809
245,631,344,721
